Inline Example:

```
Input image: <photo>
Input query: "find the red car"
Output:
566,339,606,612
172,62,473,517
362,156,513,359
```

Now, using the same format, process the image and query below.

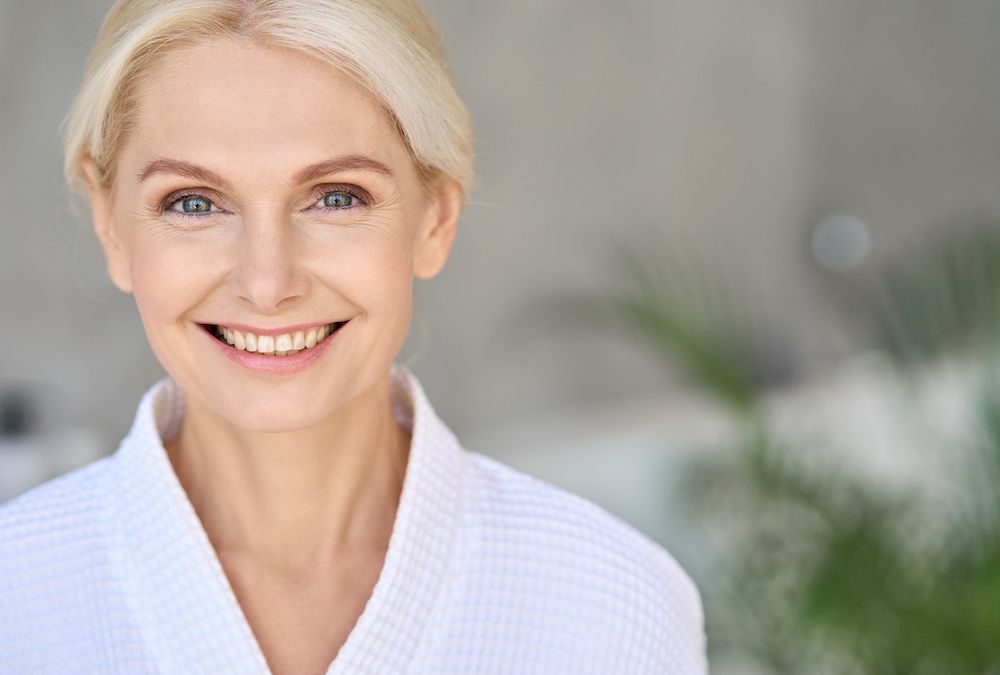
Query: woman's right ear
80,156,133,294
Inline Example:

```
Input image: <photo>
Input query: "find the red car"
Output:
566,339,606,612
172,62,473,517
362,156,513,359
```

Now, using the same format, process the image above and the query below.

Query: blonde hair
62,0,474,199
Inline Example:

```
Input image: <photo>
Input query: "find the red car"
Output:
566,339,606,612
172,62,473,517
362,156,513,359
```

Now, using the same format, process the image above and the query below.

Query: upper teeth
216,324,333,355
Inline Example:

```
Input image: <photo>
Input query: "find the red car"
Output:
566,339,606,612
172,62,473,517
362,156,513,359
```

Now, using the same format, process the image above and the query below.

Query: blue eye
321,191,357,209
168,195,215,214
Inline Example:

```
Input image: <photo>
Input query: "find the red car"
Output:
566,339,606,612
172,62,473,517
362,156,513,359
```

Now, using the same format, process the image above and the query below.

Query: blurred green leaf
565,224,1000,673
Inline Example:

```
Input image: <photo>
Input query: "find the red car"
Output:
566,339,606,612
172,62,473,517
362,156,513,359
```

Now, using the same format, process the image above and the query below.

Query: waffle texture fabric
0,362,707,674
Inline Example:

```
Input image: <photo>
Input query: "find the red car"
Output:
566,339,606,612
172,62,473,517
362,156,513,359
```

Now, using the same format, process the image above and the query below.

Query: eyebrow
293,156,393,184
138,159,231,188
137,155,394,187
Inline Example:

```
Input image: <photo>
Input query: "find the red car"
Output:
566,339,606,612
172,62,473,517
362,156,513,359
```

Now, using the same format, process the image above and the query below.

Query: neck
164,370,411,573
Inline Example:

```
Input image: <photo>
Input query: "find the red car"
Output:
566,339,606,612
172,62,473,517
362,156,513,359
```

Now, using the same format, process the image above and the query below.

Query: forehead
121,38,406,182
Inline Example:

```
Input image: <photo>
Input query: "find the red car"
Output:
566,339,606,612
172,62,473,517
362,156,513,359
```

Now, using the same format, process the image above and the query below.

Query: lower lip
199,322,348,375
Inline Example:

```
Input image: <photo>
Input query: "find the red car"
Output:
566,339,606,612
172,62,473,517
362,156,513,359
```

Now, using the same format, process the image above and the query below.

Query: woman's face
84,39,461,432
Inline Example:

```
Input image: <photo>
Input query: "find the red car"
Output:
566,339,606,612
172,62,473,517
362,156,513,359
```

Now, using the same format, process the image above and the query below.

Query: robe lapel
104,363,467,674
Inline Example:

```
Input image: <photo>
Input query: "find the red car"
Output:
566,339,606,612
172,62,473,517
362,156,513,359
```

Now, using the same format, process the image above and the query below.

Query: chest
220,551,386,675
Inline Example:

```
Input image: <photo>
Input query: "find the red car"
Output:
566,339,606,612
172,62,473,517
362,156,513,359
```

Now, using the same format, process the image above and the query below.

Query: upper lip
203,320,346,336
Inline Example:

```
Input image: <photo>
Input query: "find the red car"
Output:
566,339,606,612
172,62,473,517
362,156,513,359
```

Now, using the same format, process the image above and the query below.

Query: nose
233,214,310,313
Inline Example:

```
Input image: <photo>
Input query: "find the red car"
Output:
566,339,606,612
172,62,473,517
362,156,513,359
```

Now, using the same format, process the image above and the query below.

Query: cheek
310,226,416,312
128,234,222,321
122,214,420,323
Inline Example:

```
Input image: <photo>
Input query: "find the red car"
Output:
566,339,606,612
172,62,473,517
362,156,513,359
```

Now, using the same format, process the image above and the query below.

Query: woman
0,1,706,673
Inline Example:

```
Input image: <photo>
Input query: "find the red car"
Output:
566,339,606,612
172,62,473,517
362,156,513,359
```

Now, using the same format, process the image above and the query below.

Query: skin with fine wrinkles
81,38,463,675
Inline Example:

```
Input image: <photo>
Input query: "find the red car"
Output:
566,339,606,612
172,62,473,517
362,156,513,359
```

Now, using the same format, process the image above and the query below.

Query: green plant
831,224,1000,365
567,229,1000,674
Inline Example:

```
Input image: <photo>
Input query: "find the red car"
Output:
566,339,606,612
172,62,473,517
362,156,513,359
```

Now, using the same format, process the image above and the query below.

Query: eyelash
158,185,371,219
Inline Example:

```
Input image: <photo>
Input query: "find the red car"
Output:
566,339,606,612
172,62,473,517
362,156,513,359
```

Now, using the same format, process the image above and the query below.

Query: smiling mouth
199,321,348,356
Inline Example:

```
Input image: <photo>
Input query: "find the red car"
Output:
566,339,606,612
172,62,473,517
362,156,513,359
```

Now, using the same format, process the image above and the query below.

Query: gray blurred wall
2,0,999,448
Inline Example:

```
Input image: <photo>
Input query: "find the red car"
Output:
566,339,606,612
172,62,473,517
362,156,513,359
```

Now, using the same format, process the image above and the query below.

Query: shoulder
0,458,113,622
0,458,152,669
0,456,111,553
452,451,707,672
464,451,702,608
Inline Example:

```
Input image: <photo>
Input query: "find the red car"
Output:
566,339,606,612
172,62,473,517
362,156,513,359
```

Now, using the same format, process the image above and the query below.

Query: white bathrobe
0,363,706,674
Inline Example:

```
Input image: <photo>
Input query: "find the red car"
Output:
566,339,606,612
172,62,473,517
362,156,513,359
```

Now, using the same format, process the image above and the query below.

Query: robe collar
105,362,468,674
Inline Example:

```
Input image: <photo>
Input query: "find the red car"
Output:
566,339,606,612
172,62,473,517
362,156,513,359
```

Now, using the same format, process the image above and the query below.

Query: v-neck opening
104,363,468,674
